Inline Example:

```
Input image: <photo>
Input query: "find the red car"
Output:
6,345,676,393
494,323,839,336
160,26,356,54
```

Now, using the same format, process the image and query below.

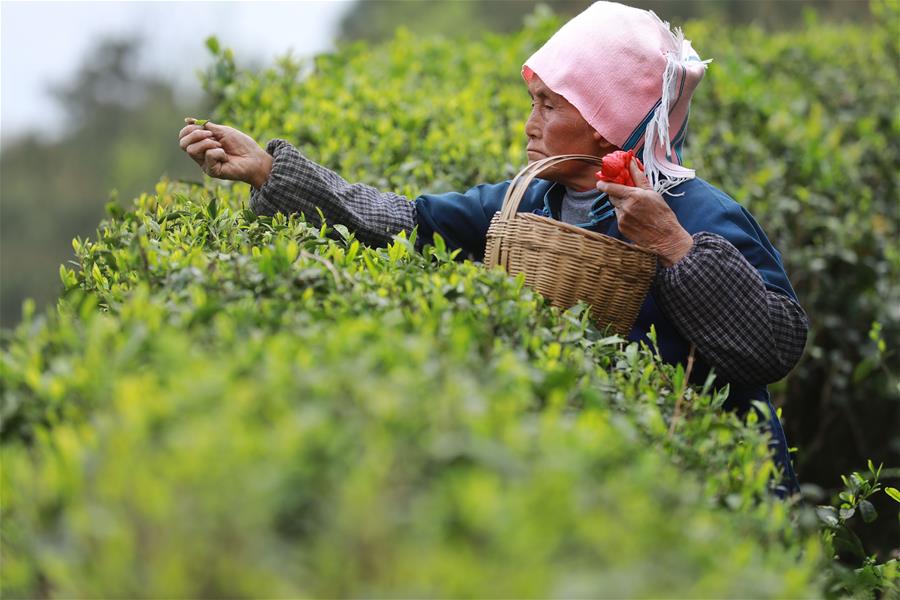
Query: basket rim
490,211,659,259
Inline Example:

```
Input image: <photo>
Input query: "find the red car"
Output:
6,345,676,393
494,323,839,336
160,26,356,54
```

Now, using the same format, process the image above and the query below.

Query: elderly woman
178,1,807,494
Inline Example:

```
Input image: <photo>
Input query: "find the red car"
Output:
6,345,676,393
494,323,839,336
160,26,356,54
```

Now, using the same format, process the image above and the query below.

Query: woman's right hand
178,118,273,188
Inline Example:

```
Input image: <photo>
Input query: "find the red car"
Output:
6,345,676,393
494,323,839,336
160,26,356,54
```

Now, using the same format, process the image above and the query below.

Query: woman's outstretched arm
248,139,416,248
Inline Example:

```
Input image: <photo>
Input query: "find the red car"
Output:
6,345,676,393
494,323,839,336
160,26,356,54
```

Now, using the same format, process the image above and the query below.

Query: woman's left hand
595,159,694,267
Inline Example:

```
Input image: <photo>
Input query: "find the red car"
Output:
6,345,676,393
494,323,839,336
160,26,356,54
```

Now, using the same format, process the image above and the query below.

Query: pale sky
0,0,353,145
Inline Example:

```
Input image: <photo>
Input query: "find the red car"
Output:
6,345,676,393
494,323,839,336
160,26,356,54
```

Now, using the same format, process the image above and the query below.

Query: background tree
0,37,214,327
338,0,870,43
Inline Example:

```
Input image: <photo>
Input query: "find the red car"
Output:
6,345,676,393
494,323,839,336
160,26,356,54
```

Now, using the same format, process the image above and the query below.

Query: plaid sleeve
652,232,809,385
249,139,417,248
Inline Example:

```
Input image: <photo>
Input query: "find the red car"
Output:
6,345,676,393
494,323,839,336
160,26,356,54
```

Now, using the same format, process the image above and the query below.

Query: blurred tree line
338,0,870,42
0,38,214,327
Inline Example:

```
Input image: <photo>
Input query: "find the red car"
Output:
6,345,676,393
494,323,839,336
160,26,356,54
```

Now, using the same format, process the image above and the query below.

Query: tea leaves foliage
2,188,827,596
2,6,899,598
205,4,900,536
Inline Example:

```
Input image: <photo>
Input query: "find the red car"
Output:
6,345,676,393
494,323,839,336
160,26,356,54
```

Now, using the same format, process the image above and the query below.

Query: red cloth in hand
594,150,645,187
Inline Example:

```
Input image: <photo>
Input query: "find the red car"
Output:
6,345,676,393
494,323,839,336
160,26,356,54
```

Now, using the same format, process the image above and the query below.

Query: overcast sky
0,0,353,145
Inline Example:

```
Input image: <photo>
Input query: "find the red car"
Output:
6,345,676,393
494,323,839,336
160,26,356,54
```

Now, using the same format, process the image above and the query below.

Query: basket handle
499,154,603,221
486,155,603,266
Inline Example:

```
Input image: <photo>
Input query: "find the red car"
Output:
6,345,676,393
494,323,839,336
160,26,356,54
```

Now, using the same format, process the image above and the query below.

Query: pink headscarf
523,1,711,194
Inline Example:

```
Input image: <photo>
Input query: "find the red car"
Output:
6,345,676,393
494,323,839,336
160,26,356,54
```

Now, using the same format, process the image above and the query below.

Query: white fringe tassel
644,13,712,196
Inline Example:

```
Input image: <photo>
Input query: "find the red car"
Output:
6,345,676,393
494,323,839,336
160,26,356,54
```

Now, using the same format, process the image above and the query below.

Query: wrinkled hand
595,159,694,267
178,118,273,188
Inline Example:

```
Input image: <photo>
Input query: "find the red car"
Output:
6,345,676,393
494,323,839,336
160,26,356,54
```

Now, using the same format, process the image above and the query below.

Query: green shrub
1,190,821,596
203,4,900,494
684,8,900,503
202,0,900,551
2,6,899,597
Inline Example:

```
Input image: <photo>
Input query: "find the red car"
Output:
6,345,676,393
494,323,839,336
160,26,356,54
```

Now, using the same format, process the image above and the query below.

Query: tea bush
202,3,900,493
684,5,900,500
0,188,821,595
201,0,900,549
2,5,899,598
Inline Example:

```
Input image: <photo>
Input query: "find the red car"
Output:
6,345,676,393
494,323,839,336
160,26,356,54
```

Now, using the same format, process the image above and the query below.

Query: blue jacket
415,177,800,493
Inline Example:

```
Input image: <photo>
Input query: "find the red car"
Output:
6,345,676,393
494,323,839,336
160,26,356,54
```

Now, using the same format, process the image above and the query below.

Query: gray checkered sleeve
249,139,417,247
653,232,809,385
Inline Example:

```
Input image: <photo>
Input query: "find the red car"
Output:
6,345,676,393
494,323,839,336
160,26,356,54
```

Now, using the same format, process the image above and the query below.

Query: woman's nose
525,109,541,139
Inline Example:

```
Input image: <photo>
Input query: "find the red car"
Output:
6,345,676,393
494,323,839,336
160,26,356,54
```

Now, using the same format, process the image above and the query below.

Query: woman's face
525,73,613,189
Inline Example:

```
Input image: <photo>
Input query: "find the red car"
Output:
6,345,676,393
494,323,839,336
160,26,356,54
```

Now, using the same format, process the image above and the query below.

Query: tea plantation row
2,5,898,598
201,1,900,553
203,4,900,495
0,188,866,596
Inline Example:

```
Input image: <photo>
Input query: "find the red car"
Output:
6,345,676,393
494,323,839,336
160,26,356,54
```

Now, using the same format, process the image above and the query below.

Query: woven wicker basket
485,154,657,336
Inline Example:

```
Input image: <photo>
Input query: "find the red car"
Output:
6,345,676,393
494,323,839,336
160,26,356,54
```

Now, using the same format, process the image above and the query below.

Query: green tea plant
200,0,900,550
0,186,814,596
1,181,895,597
683,5,900,504
817,461,900,597
2,5,899,597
